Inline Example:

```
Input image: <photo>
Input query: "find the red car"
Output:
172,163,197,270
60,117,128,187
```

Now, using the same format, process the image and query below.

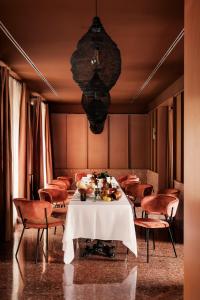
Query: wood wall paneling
66,114,87,168
157,106,168,190
147,113,151,170
176,94,182,182
149,111,153,170
130,115,148,168
109,115,129,168
88,119,108,168
185,1,200,298
50,113,67,169
51,113,148,171
149,110,157,172
153,110,157,172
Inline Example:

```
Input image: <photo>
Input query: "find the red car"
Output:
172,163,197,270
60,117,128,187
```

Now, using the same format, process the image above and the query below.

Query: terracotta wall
88,119,108,169
109,115,129,168
174,93,184,183
130,115,148,169
50,113,148,172
157,106,168,190
50,113,67,168
66,115,87,168
185,0,200,298
174,180,184,243
148,107,168,190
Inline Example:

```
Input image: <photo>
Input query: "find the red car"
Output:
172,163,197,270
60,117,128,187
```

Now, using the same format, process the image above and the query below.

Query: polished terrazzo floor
0,225,183,300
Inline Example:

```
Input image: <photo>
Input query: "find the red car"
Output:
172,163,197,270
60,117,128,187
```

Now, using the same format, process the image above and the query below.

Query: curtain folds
9,77,22,200
31,97,43,198
18,84,29,198
0,66,13,241
30,98,53,198
41,102,53,186
0,64,53,241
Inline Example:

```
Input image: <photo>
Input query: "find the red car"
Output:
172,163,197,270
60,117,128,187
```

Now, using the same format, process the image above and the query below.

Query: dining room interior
0,0,200,299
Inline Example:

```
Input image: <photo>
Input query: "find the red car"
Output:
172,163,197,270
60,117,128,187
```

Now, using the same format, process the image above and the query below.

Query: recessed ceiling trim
0,20,58,96
131,28,184,102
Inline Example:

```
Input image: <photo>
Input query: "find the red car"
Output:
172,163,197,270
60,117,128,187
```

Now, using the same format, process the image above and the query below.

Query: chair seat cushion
26,216,64,228
134,218,169,229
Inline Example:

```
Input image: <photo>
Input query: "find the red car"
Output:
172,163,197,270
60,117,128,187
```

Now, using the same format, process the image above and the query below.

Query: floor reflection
0,225,183,300
63,264,137,300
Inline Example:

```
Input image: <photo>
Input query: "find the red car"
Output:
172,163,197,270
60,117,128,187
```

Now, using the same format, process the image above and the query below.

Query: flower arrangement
76,181,95,196
76,172,122,201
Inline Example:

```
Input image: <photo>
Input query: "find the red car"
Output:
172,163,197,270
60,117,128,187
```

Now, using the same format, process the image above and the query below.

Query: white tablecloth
62,178,137,264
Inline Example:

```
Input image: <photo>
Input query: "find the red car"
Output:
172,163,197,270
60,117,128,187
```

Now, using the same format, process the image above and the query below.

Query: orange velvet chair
13,198,64,263
125,183,153,217
120,175,140,190
158,188,180,243
38,188,69,208
117,175,128,184
158,188,180,198
134,194,179,262
48,179,69,190
38,188,69,237
57,176,73,187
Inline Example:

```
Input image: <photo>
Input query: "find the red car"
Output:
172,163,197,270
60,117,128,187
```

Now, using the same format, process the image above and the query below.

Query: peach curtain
42,102,53,185
29,99,53,198
0,66,13,241
30,97,43,198
18,83,30,198
9,76,23,226
16,91,53,199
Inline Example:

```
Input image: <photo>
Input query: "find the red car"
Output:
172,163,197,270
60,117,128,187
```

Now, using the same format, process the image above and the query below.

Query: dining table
62,176,137,264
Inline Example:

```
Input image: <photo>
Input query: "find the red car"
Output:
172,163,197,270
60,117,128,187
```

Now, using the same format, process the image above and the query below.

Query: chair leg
133,206,137,218
171,222,177,244
46,228,48,263
152,230,155,250
74,238,79,253
62,225,65,233
35,229,40,264
54,227,57,235
168,227,177,257
126,247,129,261
144,213,149,242
15,227,25,257
146,229,150,263
145,227,148,242
40,229,44,241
